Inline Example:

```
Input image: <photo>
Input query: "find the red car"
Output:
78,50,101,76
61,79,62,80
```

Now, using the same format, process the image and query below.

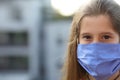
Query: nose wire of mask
77,43,120,80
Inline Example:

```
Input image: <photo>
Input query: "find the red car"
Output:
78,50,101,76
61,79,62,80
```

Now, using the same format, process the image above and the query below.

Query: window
0,32,28,46
0,56,28,72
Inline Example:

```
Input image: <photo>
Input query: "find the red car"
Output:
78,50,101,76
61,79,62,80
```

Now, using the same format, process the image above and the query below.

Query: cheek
104,35,119,44
112,35,119,43
79,37,91,44
80,41,91,44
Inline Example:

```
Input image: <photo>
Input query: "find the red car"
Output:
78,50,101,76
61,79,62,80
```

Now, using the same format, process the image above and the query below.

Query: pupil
86,36,91,39
104,36,109,39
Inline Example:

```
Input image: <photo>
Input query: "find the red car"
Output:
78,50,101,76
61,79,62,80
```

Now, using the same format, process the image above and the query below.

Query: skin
79,15,120,80
79,15,119,44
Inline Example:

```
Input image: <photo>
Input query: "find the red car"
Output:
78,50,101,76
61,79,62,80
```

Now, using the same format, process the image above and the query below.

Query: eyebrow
80,33,91,36
80,32,114,36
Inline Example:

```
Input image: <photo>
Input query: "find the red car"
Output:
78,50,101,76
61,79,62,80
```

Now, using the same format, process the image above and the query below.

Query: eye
82,35,92,40
102,35,111,40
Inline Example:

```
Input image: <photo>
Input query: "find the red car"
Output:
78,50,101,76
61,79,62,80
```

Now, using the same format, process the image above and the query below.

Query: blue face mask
77,43,120,80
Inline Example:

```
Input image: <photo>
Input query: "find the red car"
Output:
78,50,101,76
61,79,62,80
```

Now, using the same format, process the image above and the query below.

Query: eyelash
82,35,92,40
102,35,112,40
82,35,112,40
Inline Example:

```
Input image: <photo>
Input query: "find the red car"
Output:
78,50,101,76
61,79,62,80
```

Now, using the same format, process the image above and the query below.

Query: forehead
80,15,116,34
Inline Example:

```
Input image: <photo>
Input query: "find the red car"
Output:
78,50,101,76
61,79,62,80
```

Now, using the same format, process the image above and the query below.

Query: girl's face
79,15,119,44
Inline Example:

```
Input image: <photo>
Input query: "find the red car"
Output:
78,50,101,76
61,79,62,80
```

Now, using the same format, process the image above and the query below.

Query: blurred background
0,0,73,80
0,0,119,80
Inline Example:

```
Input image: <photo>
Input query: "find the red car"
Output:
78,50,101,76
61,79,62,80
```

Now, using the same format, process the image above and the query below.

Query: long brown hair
62,0,120,80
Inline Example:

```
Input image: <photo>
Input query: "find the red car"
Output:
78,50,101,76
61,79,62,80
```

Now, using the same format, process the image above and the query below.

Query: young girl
62,0,120,80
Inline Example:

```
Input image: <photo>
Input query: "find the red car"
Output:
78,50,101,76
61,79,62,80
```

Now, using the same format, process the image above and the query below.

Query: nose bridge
93,35,101,43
